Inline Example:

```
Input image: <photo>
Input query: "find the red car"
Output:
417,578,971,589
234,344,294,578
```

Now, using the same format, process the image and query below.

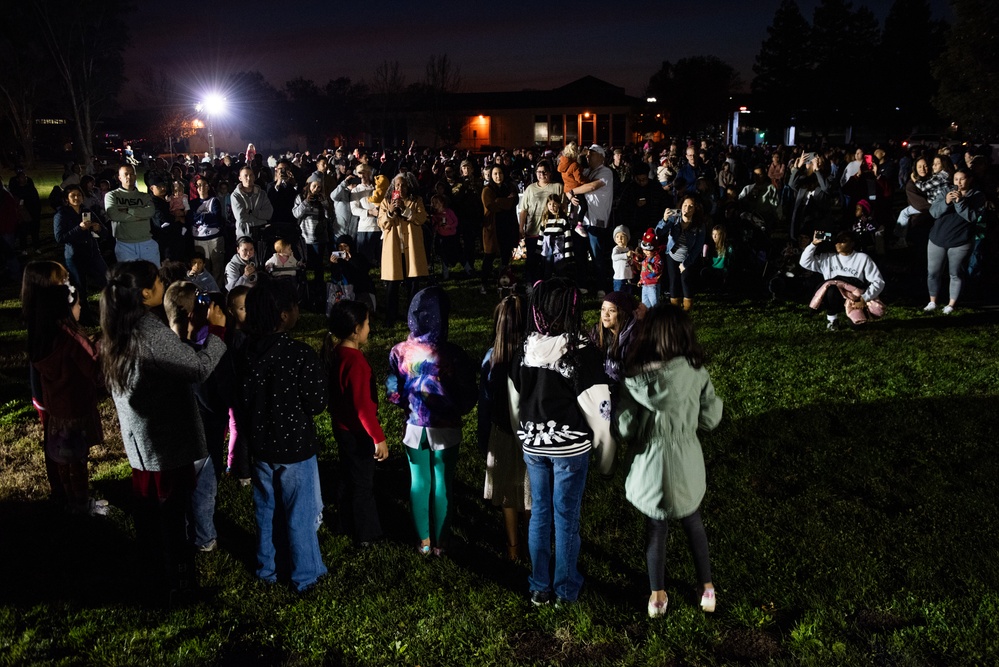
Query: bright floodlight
202,94,226,116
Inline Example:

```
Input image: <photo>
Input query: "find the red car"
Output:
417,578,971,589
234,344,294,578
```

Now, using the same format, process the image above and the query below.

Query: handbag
325,277,356,316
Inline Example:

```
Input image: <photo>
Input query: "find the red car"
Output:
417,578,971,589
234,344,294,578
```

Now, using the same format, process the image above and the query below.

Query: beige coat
378,197,428,281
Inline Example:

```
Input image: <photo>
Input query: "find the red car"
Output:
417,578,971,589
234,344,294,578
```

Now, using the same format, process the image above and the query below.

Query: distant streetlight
646,97,657,103
195,94,227,158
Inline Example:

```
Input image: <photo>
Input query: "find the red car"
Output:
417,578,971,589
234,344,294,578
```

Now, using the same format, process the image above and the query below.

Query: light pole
195,94,226,159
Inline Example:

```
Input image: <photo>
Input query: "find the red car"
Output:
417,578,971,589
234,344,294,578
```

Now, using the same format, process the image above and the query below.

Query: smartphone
331,251,346,259
817,231,832,242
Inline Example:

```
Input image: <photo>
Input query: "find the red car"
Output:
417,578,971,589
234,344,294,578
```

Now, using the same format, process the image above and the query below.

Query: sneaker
700,588,716,613
431,547,446,558
574,224,588,238
942,305,954,314
238,478,251,487
197,538,217,553
826,319,838,331
89,498,110,516
418,544,431,556
923,302,937,312
530,590,552,606
648,595,668,618
555,597,575,608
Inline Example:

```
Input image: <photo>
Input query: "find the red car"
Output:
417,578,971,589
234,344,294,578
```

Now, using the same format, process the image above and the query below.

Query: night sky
122,0,952,106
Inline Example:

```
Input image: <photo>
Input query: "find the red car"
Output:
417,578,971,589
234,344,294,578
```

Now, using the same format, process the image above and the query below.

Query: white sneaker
647,594,668,618
942,305,954,314
700,588,716,613
923,302,937,312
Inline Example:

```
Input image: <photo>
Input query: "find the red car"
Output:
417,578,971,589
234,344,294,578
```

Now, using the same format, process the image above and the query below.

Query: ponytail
100,261,159,393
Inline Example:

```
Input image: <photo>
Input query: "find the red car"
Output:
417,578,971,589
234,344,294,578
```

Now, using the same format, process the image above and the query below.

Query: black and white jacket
508,333,615,474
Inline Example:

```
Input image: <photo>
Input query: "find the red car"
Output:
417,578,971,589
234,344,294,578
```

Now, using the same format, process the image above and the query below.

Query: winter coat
614,358,722,520
111,313,226,472
377,196,428,281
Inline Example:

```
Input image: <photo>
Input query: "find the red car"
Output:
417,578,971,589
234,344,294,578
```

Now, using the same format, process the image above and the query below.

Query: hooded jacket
614,358,722,520
387,286,476,448
508,332,615,474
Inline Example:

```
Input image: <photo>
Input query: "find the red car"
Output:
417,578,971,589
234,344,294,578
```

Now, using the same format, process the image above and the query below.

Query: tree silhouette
647,56,741,135
932,0,999,134
752,0,813,126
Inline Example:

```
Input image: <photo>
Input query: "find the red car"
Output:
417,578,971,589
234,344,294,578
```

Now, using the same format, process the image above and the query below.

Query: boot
670,298,680,306
683,298,692,311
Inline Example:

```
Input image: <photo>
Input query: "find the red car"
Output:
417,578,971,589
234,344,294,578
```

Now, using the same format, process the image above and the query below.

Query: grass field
1,166,997,665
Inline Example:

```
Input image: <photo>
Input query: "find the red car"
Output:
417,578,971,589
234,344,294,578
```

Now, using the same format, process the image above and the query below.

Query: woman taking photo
53,184,107,301
378,173,428,326
924,169,985,314
100,260,228,603
656,196,707,311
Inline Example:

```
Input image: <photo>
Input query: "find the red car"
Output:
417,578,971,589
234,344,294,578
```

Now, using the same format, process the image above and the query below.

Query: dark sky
122,0,952,107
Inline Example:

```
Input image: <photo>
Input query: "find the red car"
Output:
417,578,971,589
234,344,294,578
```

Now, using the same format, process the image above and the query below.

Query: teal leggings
405,442,458,544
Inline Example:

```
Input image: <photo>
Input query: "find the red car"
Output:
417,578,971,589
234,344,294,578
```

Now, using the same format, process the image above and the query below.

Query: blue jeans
524,451,590,601
115,238,161,264
641,283,659,308
252,456,327,592
189,455,217,548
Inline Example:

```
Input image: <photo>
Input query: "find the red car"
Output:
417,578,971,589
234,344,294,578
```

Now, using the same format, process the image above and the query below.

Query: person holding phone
53,184,107,299
800,229,885,330
377,173,428,326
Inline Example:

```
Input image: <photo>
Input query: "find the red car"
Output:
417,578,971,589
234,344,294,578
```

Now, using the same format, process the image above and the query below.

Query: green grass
1,177,997,664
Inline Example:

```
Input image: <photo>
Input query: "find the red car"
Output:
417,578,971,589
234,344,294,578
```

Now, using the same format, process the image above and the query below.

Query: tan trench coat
378,197,429,281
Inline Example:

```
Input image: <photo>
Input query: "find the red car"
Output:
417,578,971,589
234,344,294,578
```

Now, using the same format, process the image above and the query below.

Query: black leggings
664,255,696,300
646,510,711,591
822,275,866,315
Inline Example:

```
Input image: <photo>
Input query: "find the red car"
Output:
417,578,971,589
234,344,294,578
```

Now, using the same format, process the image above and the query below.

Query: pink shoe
574,224,588,238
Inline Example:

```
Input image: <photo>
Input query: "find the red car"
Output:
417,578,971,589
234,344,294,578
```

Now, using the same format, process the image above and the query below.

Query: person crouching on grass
800,229,886,331
238,273,328,593
614,303,723,618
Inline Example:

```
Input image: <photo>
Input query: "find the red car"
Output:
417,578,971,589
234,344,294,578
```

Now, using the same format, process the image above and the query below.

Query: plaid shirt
917,171,952,206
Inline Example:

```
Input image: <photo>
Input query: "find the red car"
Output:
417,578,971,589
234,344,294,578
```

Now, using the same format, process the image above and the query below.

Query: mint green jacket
614,358,722,520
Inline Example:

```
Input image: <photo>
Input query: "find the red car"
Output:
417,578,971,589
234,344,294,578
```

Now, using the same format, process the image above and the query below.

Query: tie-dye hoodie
387,286,476,435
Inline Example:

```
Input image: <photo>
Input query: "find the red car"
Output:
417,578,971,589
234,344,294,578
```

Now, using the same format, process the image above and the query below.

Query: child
539,194,574,279
163,281,232,552
100,260,227,603
224,286,251,486
21,260,72,503
477,294,530,561
557,142,588,237
429,194,460,279
265,238,302,279
188,254,220,293
329,234,376,314
634,228,663,308
323,300,388,547
28,283,107,515
611,225,634,293
507,277,614,605
238,274,328,592
613,304,723,617
700,224,733,290
387,286,476,555
169,180,190,224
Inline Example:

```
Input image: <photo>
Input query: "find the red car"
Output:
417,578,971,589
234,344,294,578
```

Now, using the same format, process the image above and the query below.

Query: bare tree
370,61,407,148
0,5,56,166
421,54,463,147
31,0,129,163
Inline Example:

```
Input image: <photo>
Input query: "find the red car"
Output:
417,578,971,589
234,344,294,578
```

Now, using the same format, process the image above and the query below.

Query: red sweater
328,345,385,443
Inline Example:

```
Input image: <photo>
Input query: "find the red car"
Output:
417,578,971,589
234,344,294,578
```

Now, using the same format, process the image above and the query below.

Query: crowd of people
7,132,998,614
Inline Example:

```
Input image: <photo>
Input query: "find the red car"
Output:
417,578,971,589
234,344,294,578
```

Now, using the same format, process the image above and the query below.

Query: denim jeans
189,455,217,548
641,283,659,308
114,238,161,265
524,451,590,601
252,455,327,592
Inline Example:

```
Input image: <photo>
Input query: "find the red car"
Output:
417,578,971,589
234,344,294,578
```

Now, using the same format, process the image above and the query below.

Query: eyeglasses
536,170,549,175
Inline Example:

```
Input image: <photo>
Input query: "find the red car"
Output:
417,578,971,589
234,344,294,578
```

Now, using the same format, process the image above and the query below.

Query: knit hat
306,172,323,184
855,199,872,215
640,228,657,251
602,291,635,317
613,225,630,242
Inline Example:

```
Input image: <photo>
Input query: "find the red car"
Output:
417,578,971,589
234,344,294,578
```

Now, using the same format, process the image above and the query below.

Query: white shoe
700,588,716,613
647,594,668,618
942,305,954,314
923,302,937,312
